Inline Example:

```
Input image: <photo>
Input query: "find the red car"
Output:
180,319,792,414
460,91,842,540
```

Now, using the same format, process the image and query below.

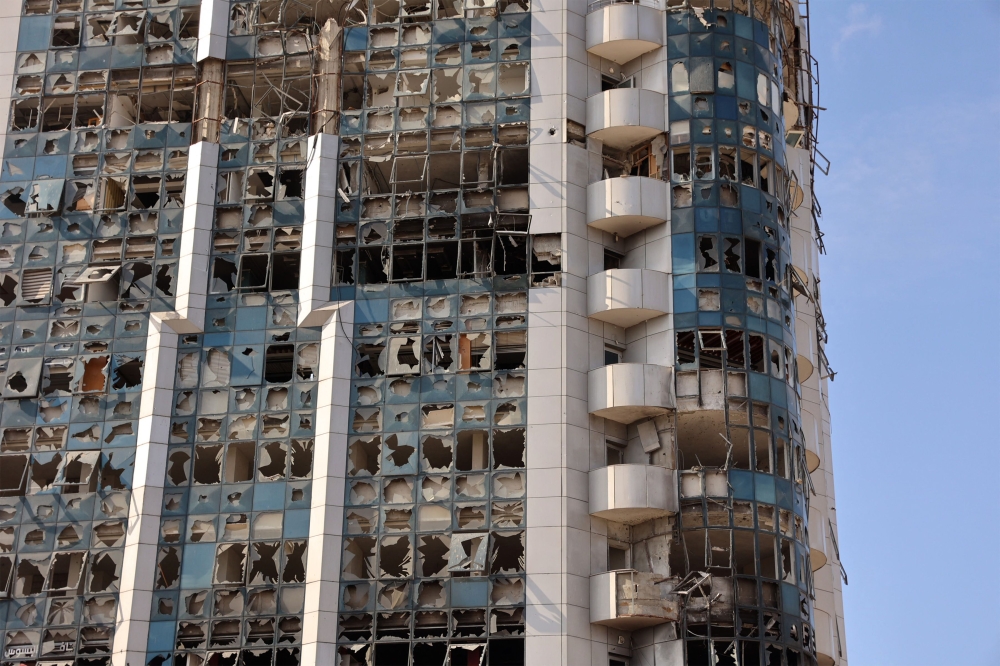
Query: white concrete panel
197,0,229,61
112,315,178,665
299,134,339,325
586,176,669,237
588,269,671,327
588,363,674,423
302,302,355,658
586,88,666,149
585,4,664,65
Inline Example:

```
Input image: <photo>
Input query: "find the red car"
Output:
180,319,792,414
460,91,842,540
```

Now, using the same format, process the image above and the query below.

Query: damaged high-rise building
0,0,846,664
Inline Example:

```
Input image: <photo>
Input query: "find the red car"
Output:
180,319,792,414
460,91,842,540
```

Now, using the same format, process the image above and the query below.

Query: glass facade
2,0,200,663
0,0,842,664
331,2,533,663
666,4,818,665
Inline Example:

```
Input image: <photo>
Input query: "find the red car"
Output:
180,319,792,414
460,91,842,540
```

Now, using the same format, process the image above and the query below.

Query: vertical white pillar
169,140,218,333
112,130,217,662
112,315,179,666
0,4,20,139
197,0,229,62
301,302,355,665
525,287,568,666
299,134,340,326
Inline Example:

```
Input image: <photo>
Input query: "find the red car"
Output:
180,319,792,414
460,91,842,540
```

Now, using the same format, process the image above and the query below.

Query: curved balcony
800,406,822,473
590,570,679,630
815,607,837,666
590,464,677,524
586,3,664,65
588,269,670,327
587,176,669,237
797,353,814,383
813,592,837,666
809,505,828,571
589,363,675,424
586,88,666,150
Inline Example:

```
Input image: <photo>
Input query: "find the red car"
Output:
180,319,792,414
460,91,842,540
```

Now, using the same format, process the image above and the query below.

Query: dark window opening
749,334,766,373
391,245,423,282
604,345,623,366
495,235,527,276
264,345,294,383
238,255,269,290
744,239,761,278
603,249,622,271
426,243,458,280
764,248,776,282
270,253,300,290
334,249,356,285
359,248,388,284
725,330,746,368
677,331,696,367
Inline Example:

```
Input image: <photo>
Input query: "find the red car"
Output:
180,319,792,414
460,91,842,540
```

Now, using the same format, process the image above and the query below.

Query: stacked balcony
585,2,664,65
590,569,680,630
586,88,666,150
584,0,672,426
585,0,668,240
589,363,675,424
586,176,670,237
588,269,670,327
590,464,677,524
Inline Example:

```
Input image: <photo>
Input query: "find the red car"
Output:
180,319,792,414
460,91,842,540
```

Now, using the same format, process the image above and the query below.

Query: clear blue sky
807,2,1000,665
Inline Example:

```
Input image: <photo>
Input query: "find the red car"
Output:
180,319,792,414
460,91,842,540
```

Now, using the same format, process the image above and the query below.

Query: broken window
448,533,488,573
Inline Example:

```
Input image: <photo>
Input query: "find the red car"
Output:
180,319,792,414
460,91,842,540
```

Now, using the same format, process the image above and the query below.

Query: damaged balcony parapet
301,301,355,666
164,141,219,334
299,134,340,327
590,569,681,630
196,0,229,61
586,2,665,66
587,269,671,328
587,176,670,237
589,464,678,524
586,88,667,150
589,363,675,424
111,314,179,664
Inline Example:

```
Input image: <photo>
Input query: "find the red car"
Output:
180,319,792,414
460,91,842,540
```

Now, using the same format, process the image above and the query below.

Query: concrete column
0,4,20,138
299,134,340,326
167,141,218,334
525,287,567,666
301,301,355,665
112,315,179,666
197,0,229,62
